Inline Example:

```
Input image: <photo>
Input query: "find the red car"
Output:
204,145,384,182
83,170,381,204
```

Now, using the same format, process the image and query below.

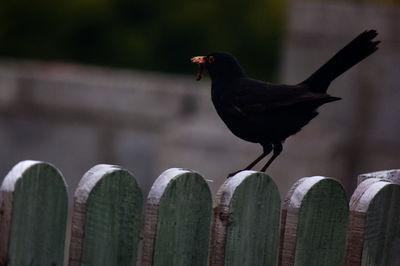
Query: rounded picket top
209,171,281,266
280,176,349,266
141,168,212,266
0,160,68,266
346,178,400,266
358,169,400,185
69,164,143,266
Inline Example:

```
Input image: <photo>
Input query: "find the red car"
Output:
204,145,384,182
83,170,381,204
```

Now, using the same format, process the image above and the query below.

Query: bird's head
191,52,246,82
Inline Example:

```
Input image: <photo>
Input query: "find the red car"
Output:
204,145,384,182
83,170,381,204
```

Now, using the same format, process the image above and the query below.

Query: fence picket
345,177,400,266
68,164,142,266
0,160,68,266
1,160,400,266
279,176,349,266
209,171,281,266
358,169,400,185
141,168,212,266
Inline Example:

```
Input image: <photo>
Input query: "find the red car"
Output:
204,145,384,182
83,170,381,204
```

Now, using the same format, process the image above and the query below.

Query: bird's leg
244,152,267,170
260,142,283,172
227,145,272,178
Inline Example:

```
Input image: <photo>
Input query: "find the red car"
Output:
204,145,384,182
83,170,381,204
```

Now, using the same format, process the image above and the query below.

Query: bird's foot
227,170,242,179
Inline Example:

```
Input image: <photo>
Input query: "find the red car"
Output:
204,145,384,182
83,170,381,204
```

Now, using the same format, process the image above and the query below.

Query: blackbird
191,30,379,176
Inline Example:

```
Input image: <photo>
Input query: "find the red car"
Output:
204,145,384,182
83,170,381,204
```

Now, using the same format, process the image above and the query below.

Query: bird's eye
208,56,215,64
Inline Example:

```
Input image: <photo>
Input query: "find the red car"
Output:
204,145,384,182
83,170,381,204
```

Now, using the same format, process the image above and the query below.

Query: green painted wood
69,165,142,266
0,160,68,266
346,178,400,265
280,176,349,266
218,171,281,266
346,178,383,265
363,183,400,265
141,168,212,266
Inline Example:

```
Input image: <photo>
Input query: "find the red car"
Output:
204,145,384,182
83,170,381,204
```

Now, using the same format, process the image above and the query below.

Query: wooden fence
0,160,399,266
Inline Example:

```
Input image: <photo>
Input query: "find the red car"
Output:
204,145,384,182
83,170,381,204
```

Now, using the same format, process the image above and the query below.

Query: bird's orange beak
191,56,206,64
191,56,206,81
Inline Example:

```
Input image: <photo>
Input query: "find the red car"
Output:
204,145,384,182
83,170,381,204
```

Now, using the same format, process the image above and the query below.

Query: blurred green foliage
0,0,287,80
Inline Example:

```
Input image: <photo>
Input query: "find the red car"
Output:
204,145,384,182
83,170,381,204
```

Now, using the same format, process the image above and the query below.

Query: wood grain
279,176,349,266
346,177,400,265
209,171,281,266
141,168,212,266
68,164,142,266
358,169,400,185
0,160,68,266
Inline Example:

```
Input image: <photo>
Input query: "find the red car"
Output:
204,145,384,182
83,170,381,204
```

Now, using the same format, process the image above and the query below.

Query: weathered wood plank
279,176,349,266
345,177,400,266
209,171,281,266
68,164,142,266
358,169,400,185
141,168,212,266
0,160,68,266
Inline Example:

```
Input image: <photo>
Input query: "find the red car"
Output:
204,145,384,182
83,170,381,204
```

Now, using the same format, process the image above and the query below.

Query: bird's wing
223,78,340,117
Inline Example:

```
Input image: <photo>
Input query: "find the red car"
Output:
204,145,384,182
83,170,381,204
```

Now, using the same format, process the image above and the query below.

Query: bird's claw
227,170,242,179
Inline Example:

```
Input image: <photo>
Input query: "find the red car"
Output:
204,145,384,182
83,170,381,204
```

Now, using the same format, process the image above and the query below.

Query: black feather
194,30,379,175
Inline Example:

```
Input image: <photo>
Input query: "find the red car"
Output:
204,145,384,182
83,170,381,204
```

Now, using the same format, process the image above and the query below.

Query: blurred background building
0,0,399,200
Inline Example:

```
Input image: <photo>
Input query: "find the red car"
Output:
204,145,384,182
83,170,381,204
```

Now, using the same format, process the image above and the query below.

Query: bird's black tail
300,30,380,93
